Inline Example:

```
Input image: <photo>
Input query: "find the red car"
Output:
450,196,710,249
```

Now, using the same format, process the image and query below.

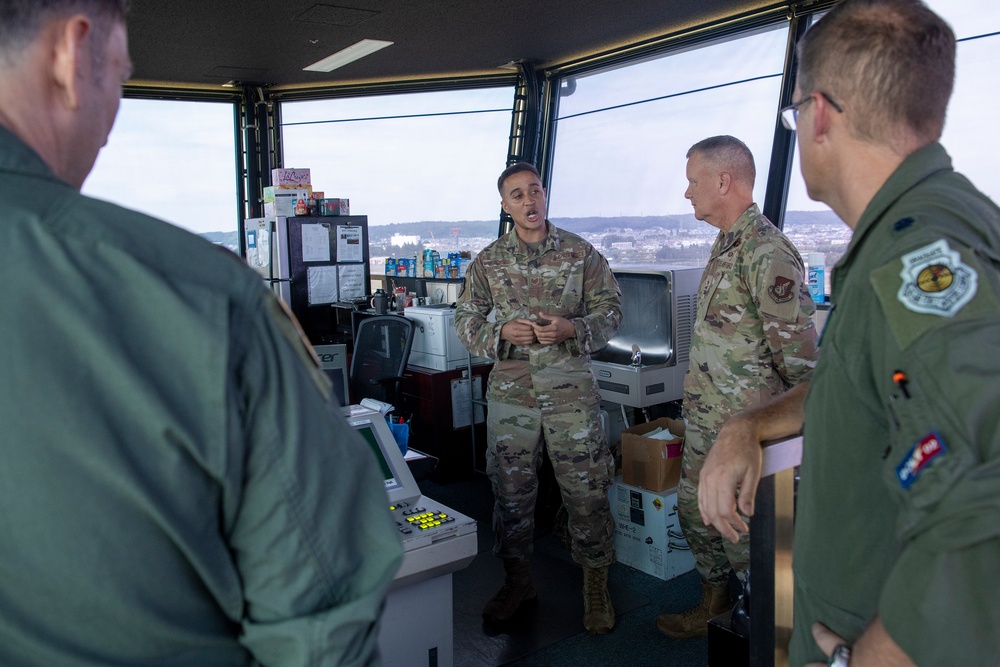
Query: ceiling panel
125,0,782,89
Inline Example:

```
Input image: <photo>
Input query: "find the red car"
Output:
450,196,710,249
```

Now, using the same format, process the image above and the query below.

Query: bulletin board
285,215,370,344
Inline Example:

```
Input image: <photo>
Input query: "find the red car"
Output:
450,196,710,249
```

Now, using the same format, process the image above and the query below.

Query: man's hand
808,618,916,666
698,415,762,542
500,318,538,346
699,381,810,542
531,312,574,345
806,623,846,667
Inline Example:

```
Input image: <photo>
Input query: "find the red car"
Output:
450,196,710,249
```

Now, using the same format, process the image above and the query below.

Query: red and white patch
895,432,946,489
767,275,795,303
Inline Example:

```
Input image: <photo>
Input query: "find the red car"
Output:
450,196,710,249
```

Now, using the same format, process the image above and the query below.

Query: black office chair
349,315,415,408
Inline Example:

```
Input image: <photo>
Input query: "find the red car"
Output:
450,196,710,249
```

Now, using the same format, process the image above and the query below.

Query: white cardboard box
609,476,696,581
262,188,312,217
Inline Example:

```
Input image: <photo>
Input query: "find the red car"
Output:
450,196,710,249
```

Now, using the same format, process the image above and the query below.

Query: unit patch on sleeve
767,275,795,304
895,431,947,490
896,239,977,316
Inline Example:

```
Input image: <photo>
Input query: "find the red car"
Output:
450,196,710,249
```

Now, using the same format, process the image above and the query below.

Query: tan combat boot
583,565,615,635
655,579,730,639
482,559,537,623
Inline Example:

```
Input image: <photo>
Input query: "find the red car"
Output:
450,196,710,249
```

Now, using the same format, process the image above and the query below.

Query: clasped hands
501,313,573,347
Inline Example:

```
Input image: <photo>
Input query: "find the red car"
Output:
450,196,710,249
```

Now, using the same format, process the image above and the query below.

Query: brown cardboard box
621,417,685,492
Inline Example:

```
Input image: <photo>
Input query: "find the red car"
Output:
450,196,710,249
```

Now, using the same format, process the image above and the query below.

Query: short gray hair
687,135,756,188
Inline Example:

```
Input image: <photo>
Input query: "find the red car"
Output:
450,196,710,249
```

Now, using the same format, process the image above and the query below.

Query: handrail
749,435,802,667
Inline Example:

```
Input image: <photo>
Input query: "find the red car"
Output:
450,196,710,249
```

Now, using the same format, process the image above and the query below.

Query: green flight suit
792,143,1000,666
0,125,402,666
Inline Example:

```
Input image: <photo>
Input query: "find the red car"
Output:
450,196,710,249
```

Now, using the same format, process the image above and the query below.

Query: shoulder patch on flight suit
896,240,977,316
871,239,999,349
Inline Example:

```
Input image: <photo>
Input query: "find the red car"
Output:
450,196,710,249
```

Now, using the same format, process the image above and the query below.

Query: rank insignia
767,275,795,303
896,431,946,489
897,239,977,316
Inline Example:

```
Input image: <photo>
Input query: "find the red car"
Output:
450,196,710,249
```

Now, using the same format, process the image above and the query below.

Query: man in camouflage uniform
455,162,622,635
656,136,818,639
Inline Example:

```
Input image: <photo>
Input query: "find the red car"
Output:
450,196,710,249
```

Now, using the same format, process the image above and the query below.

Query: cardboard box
263,189,312,217
319,198,350,216
609,476,696,581
425,280,463,305
621,417,684,492
271,168,311,187
263,185,312,202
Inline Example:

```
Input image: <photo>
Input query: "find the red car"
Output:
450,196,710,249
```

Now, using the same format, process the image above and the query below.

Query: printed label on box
271,168,311,187
610,477,695,581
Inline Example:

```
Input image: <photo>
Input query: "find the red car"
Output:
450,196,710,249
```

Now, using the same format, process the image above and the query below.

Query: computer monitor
347,410,420,507
313,344,349,406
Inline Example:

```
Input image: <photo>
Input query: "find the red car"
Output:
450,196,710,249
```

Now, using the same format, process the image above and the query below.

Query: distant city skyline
82,0,998,252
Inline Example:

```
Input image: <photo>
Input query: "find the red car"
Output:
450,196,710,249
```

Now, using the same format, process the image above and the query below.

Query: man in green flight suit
0,2,402,664
455,162,622,635
697,1,1000,665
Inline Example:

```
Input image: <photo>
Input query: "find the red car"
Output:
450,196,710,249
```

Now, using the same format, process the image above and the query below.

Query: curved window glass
83,99,238,246
280,87,514,272
783,0,1000,296
547,26,789,268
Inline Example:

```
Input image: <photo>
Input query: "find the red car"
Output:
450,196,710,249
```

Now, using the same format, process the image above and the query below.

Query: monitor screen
323,369,348,406
353,422,403,492
314,344,349,406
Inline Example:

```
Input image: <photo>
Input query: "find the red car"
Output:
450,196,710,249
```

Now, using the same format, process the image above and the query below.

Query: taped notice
450,376,485,428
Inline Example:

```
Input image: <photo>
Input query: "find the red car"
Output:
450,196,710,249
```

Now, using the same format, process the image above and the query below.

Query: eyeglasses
779,92,843,131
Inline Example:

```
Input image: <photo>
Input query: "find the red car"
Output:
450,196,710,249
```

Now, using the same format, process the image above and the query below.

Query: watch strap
828,643,851,667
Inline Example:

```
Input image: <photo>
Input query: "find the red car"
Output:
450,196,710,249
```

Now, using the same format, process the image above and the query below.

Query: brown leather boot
655,579,730,639
582,565,615,635
482,559,537,623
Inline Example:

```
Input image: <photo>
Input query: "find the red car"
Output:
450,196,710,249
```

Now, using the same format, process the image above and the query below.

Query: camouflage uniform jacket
683,204,818,433
455,221,622,408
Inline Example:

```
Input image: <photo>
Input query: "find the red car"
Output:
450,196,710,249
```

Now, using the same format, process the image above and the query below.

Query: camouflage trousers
678,423,750,585
486,399,615,567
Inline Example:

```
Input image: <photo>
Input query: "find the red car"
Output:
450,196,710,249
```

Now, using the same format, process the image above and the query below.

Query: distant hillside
200,231,240,247
365,210,839,240
550,214,701,233
367,220,500,243
210,210,842,247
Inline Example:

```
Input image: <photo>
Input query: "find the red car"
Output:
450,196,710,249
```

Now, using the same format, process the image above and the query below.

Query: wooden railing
749,435,802,667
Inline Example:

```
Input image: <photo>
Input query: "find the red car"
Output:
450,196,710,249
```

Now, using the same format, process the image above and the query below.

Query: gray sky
82,0,1000,235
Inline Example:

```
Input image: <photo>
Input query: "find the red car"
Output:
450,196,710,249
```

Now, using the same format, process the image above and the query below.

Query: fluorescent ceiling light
304,39,393,72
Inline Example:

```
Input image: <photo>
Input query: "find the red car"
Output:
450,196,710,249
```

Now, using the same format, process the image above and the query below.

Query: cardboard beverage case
319,198,350,216
271,168,311,187
620,417,685,493
609,476,696,581
263,188,312,217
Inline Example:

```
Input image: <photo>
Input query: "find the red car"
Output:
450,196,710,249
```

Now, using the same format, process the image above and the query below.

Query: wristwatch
828,644,851,667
